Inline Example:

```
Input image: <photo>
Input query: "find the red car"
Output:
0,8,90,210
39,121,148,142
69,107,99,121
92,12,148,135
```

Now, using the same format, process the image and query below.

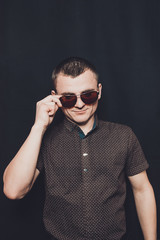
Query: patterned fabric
37,117,149,240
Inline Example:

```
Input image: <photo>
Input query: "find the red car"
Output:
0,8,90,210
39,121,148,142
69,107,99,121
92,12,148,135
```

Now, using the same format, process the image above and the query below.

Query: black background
1,0,160,239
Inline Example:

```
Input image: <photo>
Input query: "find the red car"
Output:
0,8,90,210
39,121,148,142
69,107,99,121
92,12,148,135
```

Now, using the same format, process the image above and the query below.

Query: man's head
51,57,102,126
52,57,98,90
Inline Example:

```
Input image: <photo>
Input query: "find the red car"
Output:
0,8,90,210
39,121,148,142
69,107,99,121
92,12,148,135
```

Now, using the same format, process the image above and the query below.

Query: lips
72,109,88,113
74,110,87,112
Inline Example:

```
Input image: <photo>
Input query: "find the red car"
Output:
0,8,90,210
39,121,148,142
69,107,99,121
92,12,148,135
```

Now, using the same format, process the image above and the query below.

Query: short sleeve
36,139,45,172
125,129,149,176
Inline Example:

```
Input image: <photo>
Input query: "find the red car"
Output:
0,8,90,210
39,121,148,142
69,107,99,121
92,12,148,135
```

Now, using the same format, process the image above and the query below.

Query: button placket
81,138,93,235
81,139,90,178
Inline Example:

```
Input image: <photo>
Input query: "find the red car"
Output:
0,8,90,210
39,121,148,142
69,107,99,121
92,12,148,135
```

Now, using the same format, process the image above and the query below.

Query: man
3,57,157,240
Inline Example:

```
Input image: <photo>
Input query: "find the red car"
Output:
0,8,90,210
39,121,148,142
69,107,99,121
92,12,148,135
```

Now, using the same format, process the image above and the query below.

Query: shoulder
96,120,134,146
42,119,65,143
98,119,133,136
97,120,137,147
98,120,143,152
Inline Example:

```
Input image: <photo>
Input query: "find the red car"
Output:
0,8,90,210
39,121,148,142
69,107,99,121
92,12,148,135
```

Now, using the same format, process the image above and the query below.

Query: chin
69,114,93,125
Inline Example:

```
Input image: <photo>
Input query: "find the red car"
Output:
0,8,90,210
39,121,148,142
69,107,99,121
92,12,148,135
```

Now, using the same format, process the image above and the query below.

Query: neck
80,117,95,135
66,115,95,135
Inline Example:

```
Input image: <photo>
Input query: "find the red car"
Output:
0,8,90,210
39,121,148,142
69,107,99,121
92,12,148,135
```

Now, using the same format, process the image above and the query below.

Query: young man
3,57,157,240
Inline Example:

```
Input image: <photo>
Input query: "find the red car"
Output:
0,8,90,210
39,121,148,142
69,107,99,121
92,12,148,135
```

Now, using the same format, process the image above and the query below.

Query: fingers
46,102,59,116
34,94,63,130
51,96,62,108
51,91,62,107
38,94,62,107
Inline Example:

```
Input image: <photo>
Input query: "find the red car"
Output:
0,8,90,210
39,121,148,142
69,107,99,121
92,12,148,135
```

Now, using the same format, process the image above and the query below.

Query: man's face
55,69,102,125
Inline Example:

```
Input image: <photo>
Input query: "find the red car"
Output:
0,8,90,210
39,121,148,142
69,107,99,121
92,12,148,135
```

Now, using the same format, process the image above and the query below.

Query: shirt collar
64,115,99,134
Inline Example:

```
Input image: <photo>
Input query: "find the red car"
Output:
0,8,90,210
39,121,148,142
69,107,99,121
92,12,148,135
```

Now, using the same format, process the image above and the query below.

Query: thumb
48,104,59,116
51,90,56,95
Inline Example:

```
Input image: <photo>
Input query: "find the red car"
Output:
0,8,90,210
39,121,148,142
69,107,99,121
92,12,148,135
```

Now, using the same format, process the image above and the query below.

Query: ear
98,83,102,100
51,90,56,95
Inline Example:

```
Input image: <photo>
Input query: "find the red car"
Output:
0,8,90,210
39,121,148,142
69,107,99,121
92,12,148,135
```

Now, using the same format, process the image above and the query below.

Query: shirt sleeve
36,139,45,172
125,128,149,176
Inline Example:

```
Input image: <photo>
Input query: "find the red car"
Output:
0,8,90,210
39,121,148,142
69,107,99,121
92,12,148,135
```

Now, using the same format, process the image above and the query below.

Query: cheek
91,101,98,111
61,108,72,116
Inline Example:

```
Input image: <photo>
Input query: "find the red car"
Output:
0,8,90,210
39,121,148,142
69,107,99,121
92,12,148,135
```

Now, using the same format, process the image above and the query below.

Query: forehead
56,69,97,94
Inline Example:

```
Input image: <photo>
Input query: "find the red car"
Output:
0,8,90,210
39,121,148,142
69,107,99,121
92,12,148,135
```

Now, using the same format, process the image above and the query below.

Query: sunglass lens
60,95,77,108
81,91,98,104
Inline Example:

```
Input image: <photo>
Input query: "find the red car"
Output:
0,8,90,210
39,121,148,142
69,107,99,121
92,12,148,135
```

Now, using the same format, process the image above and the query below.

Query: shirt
37,117,149,240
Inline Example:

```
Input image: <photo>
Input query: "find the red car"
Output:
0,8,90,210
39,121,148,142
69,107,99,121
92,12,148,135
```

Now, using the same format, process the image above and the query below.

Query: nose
74,95,85,108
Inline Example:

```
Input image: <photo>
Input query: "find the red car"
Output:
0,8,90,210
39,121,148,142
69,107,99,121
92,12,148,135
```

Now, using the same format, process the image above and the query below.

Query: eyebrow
61,88,96,95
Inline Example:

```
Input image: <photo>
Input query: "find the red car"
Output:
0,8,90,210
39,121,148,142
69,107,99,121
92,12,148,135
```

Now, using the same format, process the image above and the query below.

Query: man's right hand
34,94,62,131
3,94,63,200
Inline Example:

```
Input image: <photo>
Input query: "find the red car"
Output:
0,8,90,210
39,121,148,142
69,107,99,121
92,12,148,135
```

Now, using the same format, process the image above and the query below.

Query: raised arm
128,171,157,240
3,94,62,199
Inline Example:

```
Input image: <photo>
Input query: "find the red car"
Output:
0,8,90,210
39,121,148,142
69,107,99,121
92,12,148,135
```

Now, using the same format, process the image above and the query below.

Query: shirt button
83,168,88,172
83,153,88,156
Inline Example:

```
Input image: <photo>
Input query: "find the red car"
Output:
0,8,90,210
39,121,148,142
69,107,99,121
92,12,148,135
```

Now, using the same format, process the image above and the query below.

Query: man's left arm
128,170,157,240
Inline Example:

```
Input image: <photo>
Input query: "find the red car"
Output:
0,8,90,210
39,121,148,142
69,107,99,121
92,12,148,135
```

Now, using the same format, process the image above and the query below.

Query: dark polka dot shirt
37,117,149,240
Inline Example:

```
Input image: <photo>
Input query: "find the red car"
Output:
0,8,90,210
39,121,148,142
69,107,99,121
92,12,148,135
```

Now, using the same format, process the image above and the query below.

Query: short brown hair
52,57,98,89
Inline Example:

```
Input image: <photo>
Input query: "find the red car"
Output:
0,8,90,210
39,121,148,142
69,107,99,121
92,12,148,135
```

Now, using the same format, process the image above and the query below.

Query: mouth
72,109,88,114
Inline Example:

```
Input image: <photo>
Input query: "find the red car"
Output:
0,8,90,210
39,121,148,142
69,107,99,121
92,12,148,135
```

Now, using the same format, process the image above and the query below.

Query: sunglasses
59,90,99,108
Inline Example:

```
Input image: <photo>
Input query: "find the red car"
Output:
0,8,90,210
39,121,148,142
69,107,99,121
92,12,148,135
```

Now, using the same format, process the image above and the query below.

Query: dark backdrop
1,0,160,239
